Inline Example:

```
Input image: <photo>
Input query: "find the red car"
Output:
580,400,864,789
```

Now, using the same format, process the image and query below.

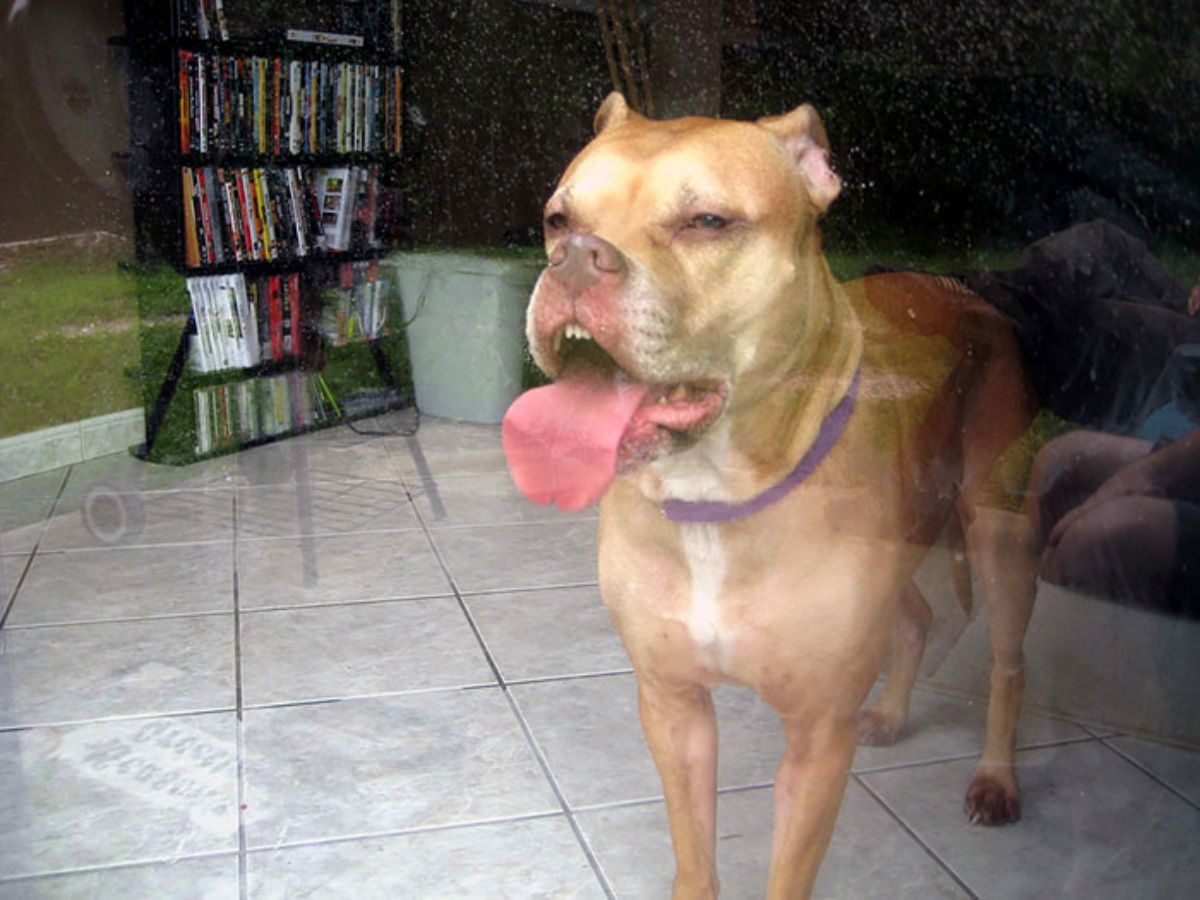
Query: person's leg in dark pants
1026,430,1153,545
1027,429,1198,615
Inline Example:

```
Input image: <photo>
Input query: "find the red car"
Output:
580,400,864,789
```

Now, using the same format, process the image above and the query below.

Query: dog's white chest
679,524,736,667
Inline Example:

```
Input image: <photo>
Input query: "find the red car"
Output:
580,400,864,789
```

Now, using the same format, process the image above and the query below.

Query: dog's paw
964,772,1021,825
855,707,904,746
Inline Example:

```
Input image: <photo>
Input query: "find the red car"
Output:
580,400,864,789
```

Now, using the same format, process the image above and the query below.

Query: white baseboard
0,409,145,483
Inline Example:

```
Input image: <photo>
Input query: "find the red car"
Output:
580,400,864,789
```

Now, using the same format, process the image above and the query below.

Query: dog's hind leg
961,505,1038,824
856,580,932,746
944,298,1038,824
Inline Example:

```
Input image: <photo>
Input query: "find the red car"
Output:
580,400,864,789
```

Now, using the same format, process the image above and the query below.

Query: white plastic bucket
386,251,539,423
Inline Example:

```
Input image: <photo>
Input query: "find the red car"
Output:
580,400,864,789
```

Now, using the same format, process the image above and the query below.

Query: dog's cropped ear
758,104,842,213
594,92,632,135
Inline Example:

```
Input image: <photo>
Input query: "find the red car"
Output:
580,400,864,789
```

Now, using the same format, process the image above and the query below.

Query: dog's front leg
638,678,720,899
767,713,857,899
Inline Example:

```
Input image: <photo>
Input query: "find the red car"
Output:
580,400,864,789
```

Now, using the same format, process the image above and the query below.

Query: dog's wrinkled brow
546,187,572,213
675,185,700,210
672,183,732,220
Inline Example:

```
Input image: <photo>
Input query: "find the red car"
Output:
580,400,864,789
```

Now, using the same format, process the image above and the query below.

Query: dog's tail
945,511,974,617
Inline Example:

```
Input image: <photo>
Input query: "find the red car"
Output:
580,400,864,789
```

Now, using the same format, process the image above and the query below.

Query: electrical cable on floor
344,405,421,438
336,271,436,439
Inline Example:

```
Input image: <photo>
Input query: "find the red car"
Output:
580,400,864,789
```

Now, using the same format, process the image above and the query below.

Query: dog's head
504,94,860,510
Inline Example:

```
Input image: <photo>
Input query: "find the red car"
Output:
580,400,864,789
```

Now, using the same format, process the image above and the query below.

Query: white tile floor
1,411,1198,898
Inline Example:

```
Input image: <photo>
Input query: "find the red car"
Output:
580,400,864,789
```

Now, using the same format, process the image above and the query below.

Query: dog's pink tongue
503,368,648,511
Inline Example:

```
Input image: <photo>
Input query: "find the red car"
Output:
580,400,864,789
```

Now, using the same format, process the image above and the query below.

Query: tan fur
527,94,1039,897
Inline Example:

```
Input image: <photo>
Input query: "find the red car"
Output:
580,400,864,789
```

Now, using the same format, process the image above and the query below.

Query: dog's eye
545,212,569,232
689,213,728,231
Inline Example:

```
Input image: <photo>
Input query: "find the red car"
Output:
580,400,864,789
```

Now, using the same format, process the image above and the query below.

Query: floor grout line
0,806,595,885
419,517,600,534
849,732,1103,777
1,677,654,734
31,536,236,555
0,850,239,887
0,706,239,735
504,690,617,900
1097,735,1200,813
570,794,670,815
1,585,612,631
231,490,250,900
504,669,637,687
565,779,796,816
907,681,1127,738
242,809,567,856
0,547,41,632
457,580,602,599
2,608,237,631
0,465,70,630
408,477,617,900
234,526,429,544
240,681,503,711
238,591,460,615
852,774,981,900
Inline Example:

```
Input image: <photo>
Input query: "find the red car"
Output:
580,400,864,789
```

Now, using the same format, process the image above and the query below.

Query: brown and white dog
503,93,1040,897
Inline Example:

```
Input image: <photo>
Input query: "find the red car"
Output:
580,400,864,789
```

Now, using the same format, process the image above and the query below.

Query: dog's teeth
668,385,688,402
553,324,599,354
563,324,593,342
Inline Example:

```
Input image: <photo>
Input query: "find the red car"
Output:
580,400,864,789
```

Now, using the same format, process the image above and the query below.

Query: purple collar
660,368,861,524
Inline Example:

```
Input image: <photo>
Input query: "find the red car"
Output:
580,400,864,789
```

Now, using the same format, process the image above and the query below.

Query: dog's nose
548,233,626,295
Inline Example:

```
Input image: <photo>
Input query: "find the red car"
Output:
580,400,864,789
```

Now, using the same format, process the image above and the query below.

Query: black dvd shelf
121,0,412,464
